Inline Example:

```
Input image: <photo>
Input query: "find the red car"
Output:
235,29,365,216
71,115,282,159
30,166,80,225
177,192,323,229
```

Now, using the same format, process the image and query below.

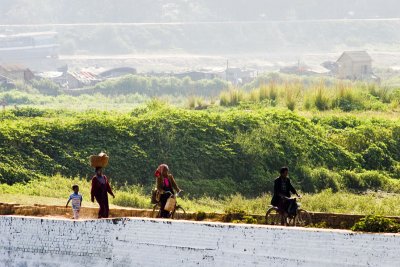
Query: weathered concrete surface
2,202,400,229
0,216,399,267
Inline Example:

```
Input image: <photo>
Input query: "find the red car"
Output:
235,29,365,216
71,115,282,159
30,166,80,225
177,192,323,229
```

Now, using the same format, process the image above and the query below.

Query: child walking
66,184,83,219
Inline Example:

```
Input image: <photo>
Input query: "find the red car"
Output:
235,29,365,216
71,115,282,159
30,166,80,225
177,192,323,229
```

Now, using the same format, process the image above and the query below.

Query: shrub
219,89,245,106
11,107,47,117
340,170,365,192
112,192,149,209
369,85,391,103
242,215,258,224
352,215,400,233
195,211,207,221
359,171,387,190
285,85,298,111
295,167,315,193
314,88,330,111
310,168,340,192
362,144,393,170
223,208,246,222
267,83,278,101
393,163,400,179
31,79,61,96
332,86,364,111
309,221,329,228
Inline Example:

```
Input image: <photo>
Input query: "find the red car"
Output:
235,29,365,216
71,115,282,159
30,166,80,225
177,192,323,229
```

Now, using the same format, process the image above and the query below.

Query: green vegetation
220,77,400,112
3,176,400,218
0,75,230,110
71,75,229,97
1,73,400,221
352,215,400,233
0,99,399,199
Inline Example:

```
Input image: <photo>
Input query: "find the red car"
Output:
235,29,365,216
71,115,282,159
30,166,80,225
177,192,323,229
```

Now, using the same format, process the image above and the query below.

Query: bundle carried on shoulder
90,152,109,168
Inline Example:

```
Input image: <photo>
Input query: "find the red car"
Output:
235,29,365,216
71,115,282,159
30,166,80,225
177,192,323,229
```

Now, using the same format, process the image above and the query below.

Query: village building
336,51,373,80
66,71,102,89
35,71,67,88
173,70,219,81
224,67,256,84
0,64,34,82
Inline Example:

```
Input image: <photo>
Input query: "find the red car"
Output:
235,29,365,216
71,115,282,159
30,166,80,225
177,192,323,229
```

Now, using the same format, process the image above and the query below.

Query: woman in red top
91,167,115,218
155,164,181,218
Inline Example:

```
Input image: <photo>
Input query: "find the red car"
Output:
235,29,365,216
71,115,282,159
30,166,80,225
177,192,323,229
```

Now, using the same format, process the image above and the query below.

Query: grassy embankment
2,175,400,216
1,74,400,217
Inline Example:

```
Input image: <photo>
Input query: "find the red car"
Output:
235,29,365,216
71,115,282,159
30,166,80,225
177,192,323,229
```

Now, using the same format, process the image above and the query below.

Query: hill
0,104,399,197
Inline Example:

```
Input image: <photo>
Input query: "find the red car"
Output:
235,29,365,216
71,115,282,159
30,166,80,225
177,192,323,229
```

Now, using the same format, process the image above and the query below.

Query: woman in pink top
155,164,181,218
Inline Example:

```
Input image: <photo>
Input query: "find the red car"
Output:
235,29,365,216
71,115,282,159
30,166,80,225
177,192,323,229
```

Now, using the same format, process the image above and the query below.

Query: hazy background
0,0,399,71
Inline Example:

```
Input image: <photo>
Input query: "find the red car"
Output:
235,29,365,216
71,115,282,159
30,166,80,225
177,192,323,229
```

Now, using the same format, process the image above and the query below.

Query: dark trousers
95,192,110,218
160,193,171,218
278,198,296,215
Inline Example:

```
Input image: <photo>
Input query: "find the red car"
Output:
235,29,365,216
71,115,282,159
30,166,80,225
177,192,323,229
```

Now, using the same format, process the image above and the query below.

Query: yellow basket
90,153,109,168
164,196,176,212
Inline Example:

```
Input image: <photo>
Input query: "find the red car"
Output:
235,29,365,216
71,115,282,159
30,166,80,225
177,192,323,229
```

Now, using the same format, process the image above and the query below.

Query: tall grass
3,176,400,216
284,83,300,111
219,88,246,106
218,79,399,113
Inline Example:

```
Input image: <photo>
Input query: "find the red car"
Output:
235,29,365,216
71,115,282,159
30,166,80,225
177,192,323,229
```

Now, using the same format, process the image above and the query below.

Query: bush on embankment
0,103,399,197
352,215,400,233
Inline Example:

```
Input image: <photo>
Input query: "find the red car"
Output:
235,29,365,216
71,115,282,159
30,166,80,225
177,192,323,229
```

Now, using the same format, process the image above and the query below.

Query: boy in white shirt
66,184,83,219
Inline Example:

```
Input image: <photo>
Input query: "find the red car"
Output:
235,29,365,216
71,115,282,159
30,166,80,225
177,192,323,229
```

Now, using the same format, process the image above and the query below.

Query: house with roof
336,51,373,80
66,71,102,89
173,70,220,81
0,64,34,82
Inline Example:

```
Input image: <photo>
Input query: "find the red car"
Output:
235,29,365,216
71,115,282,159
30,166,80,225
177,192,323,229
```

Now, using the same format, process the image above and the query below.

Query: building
225,67,256,84
173,70,219,81
66,71,101,89
35,71,67,88
0,64,34,82
336,51,373,80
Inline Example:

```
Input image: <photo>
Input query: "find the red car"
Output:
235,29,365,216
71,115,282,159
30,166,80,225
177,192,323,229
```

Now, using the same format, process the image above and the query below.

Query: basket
90,152,109,168
164,196,176,212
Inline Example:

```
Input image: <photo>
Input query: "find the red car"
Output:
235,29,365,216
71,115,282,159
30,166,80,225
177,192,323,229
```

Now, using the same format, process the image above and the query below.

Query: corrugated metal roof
68,71,101,85
337,51,372,62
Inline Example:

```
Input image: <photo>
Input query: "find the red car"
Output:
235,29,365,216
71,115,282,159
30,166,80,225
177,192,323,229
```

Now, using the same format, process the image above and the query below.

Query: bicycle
265,197,312,227
151,191,186,220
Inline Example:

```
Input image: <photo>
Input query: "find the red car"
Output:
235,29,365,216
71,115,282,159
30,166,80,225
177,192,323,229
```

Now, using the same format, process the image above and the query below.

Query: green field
1,74,400,217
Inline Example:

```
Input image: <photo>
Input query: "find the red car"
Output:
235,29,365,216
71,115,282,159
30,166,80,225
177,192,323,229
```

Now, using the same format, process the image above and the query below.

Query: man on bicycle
271,167,301,216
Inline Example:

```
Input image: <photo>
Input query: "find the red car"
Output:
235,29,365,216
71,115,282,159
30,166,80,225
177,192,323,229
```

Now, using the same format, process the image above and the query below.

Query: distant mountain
0,1,399,56
0,0,399,24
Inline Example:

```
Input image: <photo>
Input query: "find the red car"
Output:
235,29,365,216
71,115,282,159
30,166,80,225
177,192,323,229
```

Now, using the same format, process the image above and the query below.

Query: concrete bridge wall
0,216,399,267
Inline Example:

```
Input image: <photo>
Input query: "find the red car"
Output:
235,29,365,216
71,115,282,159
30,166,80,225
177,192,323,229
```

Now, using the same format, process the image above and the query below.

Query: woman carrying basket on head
155,164,181,218
90,153,115,219
91,167,115,218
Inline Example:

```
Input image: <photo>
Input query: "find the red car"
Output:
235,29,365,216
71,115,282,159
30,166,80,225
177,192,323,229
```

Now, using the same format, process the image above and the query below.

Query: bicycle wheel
265,207,285,225
151,203,161,218
294,209,312,226
171,205,186,220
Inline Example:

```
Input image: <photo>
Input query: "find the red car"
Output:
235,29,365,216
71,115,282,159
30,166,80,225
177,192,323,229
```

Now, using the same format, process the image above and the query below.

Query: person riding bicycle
155,164,181,218
271,167,301,216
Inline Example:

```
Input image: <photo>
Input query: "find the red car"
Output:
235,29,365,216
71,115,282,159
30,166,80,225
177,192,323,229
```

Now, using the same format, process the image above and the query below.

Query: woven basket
90,153,109,168
164,196,176,212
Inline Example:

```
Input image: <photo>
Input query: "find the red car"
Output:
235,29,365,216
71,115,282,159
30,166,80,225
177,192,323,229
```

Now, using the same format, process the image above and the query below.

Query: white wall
1,216,399,267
